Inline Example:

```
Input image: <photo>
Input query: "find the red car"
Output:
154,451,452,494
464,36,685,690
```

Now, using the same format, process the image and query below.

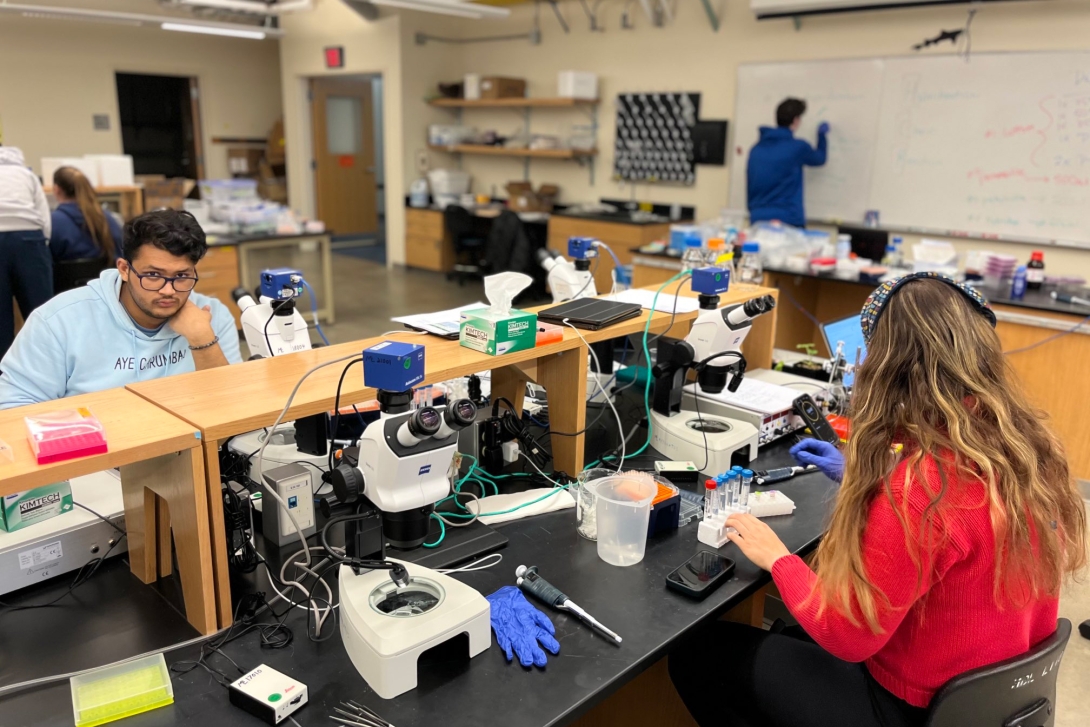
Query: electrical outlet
416,149,430,174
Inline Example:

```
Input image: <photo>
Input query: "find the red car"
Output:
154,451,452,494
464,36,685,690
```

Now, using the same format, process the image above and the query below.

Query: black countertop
206,231,331,247
760,266,1090,318
629,248,1090,319
0,440,836,727
551,210,676,226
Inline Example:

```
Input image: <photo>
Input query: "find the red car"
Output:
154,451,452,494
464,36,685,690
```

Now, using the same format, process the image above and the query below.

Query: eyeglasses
128,265,199,292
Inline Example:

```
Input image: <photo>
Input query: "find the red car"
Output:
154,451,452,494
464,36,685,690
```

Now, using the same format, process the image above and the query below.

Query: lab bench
633,251,1090,480
202,231,335,327
0,434,836,727
0,388,217,635
404,205,548,273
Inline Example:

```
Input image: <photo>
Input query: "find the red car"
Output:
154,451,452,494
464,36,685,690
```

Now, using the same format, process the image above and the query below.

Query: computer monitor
821,314,866,387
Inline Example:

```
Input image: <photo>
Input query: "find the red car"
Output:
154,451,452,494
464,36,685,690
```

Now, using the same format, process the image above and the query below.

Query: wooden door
311,77,378,235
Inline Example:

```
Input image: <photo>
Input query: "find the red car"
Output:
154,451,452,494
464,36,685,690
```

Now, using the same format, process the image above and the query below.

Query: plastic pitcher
593,476,657,567
574,468,615,541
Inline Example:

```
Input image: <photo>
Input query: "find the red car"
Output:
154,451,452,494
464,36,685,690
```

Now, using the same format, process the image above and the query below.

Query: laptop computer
536,298,643,330
821,313,866,386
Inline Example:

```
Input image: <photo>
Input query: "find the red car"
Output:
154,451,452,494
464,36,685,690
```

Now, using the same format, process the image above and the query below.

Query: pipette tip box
25,408,107,464
71,653,173,727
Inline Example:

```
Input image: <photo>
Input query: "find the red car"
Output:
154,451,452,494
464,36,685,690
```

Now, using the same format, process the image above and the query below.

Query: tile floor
320,253,1090,723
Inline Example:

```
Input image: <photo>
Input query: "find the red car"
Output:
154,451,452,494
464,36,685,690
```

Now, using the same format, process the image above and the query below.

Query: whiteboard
729,59,884,222
729,52,1090,247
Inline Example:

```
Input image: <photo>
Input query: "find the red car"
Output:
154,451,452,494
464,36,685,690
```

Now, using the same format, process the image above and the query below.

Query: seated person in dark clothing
49,165,123,262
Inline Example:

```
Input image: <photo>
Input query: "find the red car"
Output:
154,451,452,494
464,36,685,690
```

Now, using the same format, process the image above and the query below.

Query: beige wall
279,0,460,265
279,0,1090,276
0,11,282,181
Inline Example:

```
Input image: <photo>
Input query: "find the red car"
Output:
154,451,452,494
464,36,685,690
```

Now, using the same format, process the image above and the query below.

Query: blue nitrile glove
485,586,560,668
790,439,844,482
817,121,831,135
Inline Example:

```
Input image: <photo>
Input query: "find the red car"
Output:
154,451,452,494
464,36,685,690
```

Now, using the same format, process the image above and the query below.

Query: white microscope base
339,561,491,699
649,409,759,477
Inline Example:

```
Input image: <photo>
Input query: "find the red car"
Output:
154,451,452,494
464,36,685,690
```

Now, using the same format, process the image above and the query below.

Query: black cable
570,254,600,300
262,298,293,359
73,501,126,537
329,358,364,472
691,387,711,474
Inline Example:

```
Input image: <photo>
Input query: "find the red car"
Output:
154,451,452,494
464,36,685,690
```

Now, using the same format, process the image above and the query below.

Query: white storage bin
84,154,135,187
558,71,598,100
40,157,98,187
427,169,471,196
464,74,481,101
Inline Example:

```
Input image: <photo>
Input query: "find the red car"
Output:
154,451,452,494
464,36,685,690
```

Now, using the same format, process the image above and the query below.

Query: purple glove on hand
817,121,831,135
790,439,844,482
486,586,560,668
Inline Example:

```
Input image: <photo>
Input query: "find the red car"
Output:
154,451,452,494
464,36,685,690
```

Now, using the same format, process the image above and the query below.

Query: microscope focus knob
331,463,365,504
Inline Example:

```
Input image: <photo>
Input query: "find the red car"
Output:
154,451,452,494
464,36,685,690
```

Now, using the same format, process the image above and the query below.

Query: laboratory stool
924,618,1071,727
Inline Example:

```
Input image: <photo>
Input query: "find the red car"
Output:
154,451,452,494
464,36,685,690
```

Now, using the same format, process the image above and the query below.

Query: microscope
330,342,478,550
649,267,776,475
232,268,313,359
536,236,600,302
329,343,493,698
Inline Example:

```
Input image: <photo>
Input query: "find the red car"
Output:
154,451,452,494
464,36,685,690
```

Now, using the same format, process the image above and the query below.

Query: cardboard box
460,308,538,356
479,77,526,99
267,118,286,166
143,178,189,211
1,482,73,533
227,147,265,177
505,181,559,212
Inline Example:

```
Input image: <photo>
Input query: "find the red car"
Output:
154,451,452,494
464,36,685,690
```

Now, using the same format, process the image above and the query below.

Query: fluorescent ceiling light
161,22,267,39
368,0,510,19
0,3,282,37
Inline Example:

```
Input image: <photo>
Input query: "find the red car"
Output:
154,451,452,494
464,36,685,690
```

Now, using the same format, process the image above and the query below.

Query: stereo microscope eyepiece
434,398,477,439
396,406,442,447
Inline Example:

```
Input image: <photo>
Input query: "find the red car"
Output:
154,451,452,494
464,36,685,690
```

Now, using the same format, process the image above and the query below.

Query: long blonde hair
53,166,112,257
814,278,1086,633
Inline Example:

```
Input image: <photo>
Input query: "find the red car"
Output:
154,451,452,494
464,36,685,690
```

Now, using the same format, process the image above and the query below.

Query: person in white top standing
0,146,53,359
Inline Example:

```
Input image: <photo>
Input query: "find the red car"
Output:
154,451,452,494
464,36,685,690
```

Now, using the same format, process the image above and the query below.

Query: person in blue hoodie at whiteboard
746,98,829,228
0,209,241,408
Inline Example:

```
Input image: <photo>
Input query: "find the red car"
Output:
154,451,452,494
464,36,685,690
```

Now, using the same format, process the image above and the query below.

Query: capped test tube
714,475,726,514
740,469,754,510
704,479,719,519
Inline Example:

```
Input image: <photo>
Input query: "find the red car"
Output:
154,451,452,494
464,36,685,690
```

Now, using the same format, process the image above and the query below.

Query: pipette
755,464,817,485
515,565,622,645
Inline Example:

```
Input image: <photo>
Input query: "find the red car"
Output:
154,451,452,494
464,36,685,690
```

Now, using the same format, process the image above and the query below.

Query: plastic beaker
574,468,615,541
593,476,656,566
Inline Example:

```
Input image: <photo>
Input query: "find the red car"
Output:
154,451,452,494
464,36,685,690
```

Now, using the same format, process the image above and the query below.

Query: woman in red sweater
669,274,1087,727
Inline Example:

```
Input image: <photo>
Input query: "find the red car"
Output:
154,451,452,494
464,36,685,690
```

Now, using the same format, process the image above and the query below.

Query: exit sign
324,46,344,69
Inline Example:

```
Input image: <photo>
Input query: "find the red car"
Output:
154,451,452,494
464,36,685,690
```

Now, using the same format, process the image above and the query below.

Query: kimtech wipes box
460,308,537,356
1,482,73,532
459,272,538,356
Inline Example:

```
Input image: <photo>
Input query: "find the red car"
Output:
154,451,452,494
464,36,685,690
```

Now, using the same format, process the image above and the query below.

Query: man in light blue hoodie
0,209,241,408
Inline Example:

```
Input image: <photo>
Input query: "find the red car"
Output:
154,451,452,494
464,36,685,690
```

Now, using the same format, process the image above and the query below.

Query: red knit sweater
771,455,1058,708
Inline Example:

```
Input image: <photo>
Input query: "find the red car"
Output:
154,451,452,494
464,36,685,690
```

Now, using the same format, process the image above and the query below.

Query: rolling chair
925,618,1071,727
53,257,109,294
443,205,486,285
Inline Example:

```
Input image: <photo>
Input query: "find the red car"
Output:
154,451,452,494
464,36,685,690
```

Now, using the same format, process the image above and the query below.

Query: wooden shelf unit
427,143,597,159
428,97,598,109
